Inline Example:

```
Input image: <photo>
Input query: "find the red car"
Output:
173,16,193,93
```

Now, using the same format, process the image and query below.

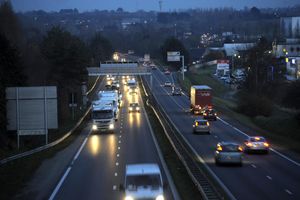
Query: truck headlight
156,195,164,200
109,123,114,130
92,125,97,130
136,107,140,110
124,196,134,200
129,107,133,111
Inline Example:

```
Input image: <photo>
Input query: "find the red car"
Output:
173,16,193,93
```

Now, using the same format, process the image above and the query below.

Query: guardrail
140,77,227,200
0,107,91,165
0,76,102,166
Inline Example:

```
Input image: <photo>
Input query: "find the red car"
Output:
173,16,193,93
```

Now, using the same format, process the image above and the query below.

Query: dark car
203,109,217,121
172,87,182,96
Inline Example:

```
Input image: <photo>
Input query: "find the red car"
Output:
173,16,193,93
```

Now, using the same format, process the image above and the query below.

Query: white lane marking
114,172,118,176
218,117,300,167
251,164,257,168
266,176,272,180
116,162,119,166
113,185,117,190
49,167,72,200
118,147,120,150
49,131,91,199
270,148,300,167
117,154,120,157
118,141,121,143
285,189,293,195
74,137,88,161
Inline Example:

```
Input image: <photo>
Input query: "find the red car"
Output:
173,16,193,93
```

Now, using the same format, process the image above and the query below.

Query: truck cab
91,102,115,133
121,163,165,200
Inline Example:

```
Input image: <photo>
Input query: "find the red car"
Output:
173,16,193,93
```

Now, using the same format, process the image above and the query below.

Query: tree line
0,2,113,148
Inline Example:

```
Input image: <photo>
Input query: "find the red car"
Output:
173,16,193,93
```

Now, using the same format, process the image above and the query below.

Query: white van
121,163,165,200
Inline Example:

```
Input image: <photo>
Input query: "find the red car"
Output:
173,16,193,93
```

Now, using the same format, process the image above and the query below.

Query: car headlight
109,123,114,130
136,107,140,110
92,125,97,130
156,195,164,200
129,107,133,111
124,196,134,200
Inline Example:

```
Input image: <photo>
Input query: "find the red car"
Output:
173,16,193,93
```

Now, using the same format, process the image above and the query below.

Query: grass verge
139,79,203,200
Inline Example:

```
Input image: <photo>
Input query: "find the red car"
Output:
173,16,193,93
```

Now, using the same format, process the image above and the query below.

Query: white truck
127,79,138,94
120,163,165,200
91,101,115,133
98,90,122,109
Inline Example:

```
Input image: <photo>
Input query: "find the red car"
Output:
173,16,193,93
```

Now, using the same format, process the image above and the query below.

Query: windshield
92,110,113,119
126,174,161,190
221,144,240,152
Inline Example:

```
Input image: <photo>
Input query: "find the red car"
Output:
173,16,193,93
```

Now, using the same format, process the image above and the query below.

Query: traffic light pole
181,55,185,80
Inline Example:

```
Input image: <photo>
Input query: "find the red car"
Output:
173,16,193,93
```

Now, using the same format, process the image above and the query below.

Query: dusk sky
10,0,300,12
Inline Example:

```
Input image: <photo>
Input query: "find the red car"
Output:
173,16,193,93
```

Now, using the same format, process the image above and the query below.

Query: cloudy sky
10,0,300,12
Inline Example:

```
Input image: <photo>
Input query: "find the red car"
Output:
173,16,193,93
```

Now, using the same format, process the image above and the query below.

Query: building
280,17,300,38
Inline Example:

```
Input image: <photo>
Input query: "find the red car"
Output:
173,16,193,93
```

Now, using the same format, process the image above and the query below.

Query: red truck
190,85,212,114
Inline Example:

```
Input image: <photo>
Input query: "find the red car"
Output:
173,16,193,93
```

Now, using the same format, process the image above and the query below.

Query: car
215,142,243,166
111,80,120,89
172,87,182,96
129,103,140,113
244,136,270,153
164,81,172,87
203,109,217,121
193,119,210,134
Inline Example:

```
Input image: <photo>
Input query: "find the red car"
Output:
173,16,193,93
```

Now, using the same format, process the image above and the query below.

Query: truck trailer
190,85,212,115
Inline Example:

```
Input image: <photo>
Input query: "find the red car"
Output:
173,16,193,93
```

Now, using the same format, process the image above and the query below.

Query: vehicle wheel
239,162,243,167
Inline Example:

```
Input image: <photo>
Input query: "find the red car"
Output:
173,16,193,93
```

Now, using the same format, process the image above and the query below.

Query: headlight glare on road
125,196,134,200
109,123,114,130
92,125,97,130
156,195,164,200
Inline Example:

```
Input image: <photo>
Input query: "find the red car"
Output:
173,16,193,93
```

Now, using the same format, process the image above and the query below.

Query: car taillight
246,142,253,147
264,142,269,147
238,146,243,152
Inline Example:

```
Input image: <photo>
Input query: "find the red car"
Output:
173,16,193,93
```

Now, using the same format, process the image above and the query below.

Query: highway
144,68,300,200
50,77,174,200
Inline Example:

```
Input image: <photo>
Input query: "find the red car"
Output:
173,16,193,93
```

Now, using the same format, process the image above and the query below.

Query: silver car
193,119,210,134
244,136,270,153
215,142,243,166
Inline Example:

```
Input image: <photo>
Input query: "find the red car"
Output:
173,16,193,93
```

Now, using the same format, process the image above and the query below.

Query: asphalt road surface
51,77,174,200
144,69,300,200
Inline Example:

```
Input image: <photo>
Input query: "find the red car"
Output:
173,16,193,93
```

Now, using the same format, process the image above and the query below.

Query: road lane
52,77,174,200
145,69,300,200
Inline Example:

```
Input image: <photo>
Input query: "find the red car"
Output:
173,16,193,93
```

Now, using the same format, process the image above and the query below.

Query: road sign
167,51,181,62
6,86,58,148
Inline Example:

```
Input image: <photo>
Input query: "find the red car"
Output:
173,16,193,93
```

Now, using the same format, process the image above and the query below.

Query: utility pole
181,55,185,80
